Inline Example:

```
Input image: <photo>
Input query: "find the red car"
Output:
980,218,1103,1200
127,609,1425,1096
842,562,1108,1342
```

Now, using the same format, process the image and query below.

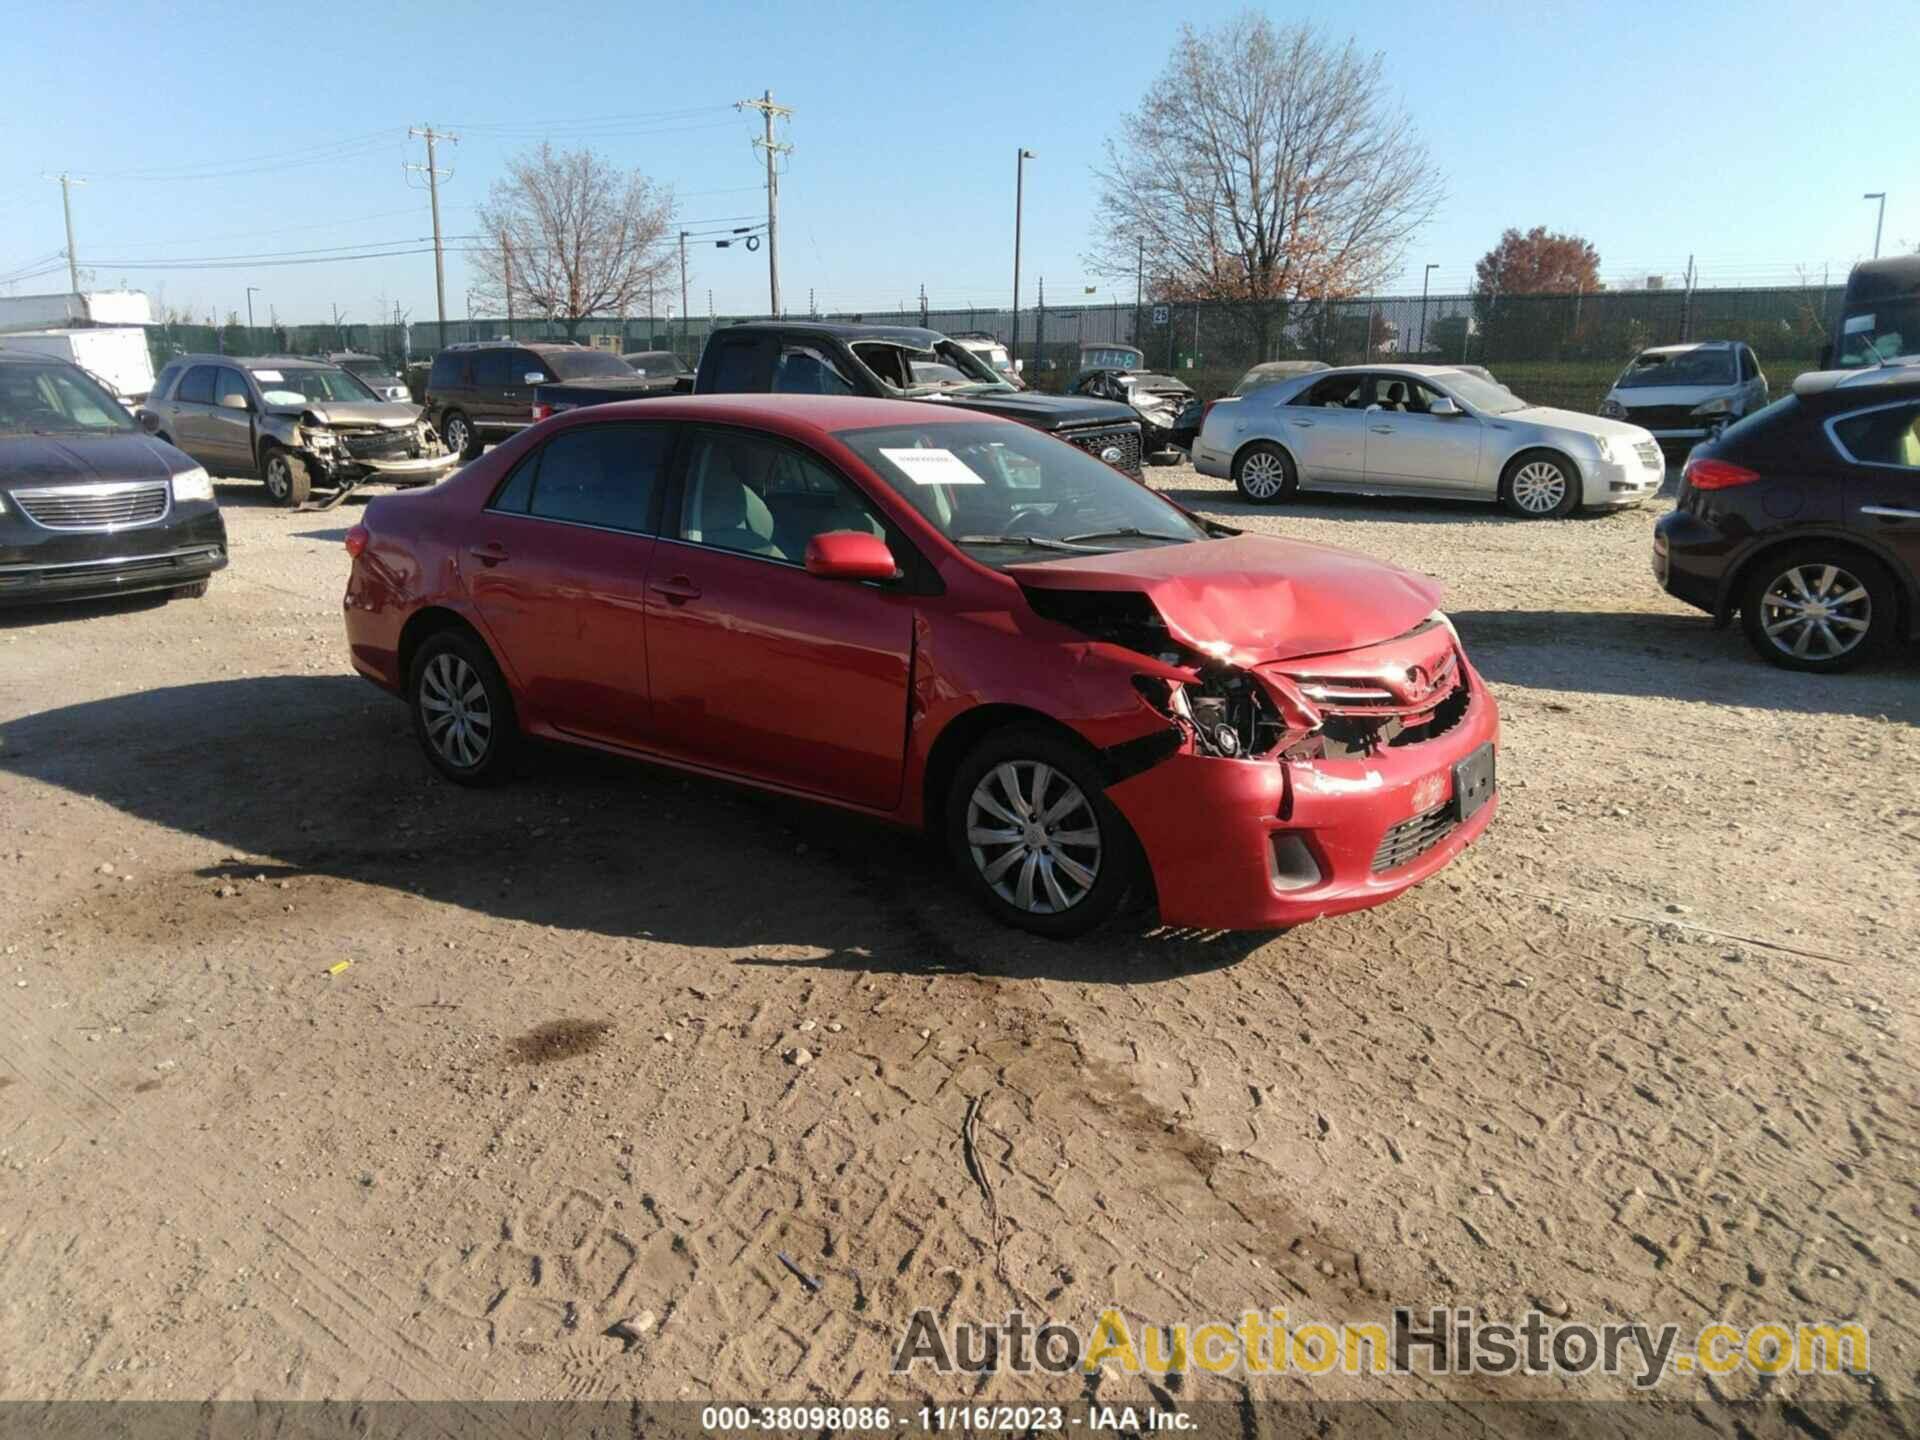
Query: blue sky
0,0,1909,327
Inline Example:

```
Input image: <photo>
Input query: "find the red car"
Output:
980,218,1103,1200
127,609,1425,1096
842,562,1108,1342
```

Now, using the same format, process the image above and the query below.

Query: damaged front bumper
305,443,458,490
1106,659,1499,930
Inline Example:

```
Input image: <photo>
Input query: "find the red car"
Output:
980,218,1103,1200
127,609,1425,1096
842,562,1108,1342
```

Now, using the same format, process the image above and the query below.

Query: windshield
0,360,135,434
1437,371,1527,414
625,352,688,377
852,338,1013,396
1616,349,1736,388
836,419,1209,567
545,350,634,380
1839,302,1920,367
250,365,377,404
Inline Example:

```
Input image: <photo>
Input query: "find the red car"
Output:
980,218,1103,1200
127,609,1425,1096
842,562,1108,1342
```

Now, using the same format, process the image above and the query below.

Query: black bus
1830,255,1920,368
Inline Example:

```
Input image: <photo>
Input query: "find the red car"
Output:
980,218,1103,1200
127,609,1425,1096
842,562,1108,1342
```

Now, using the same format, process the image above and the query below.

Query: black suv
694,323,1145,475
1654,362,1920,671
424,341,636,459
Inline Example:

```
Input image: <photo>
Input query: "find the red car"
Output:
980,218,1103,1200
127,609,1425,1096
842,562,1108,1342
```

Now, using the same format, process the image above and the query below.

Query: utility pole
46,172,87,292
1011,149,1035,368
1134,235,1144,347
246,287,260,348
406,124,459,349
736,90,792,316
1419,262,1437,355
679,230,690,362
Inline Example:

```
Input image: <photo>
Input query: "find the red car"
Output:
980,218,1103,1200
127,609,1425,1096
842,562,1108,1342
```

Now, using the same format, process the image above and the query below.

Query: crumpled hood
1008,532,1443,665
261,398,420,427
0,431,192,487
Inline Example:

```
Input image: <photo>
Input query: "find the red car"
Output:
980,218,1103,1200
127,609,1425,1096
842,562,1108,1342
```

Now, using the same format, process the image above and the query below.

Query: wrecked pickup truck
139,355,456,507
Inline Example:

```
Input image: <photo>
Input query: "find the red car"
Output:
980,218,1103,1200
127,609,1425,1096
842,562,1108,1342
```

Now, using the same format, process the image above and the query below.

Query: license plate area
1452,742,1496,821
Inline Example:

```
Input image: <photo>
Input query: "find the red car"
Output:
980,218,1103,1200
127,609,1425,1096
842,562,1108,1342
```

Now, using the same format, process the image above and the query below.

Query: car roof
0,348,83,366
542,392,1017,438
723,321,947,346
1637,342,1734,355
329,351,385,362
165,353,331,369
1792,360,1920,402
1306,363,1479,379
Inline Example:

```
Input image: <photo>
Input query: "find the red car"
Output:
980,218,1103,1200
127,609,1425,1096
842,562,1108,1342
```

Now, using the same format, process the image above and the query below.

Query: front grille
1633,440,1662,468
1620,404,1699,431
338,427,415,460
1290,649,1460,715
1372,802,1459,875
12,481,170,532
1060,422,1143,475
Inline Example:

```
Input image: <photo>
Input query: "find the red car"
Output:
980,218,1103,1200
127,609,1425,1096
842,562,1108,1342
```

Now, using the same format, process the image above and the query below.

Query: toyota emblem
1099,446,1125,464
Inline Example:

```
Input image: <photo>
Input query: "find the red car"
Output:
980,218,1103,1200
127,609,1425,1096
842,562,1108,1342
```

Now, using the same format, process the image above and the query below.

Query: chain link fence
140,283,1844,417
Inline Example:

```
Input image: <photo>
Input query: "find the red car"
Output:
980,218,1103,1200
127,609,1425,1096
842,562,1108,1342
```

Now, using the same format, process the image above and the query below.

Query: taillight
344,524,369,559
1200,400,1217,428
531,402,552,422
1684,457,1761,490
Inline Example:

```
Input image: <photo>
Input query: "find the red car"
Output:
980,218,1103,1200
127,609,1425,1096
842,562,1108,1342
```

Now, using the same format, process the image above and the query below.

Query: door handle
1369,425,1394,434
1861,505,1920,520
1288,418,1314,427
649,574,701,603
467,542,509,565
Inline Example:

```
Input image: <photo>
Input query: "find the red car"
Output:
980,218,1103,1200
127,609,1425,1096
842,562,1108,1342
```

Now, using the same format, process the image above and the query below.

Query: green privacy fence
142,283,1845,415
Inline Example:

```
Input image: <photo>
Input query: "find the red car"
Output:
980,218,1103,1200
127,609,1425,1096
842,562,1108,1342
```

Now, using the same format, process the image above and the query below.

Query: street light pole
1011,148,1035,371
246,287,260,350
1419,263,1438,355
1864,192,1887,259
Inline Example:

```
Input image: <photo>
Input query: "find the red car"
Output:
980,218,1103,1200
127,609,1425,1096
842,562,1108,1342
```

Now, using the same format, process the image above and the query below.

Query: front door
1278,373,1372,484
644,427,914,809
464,421,676,749
208,366,260,475
1362,376,1485,493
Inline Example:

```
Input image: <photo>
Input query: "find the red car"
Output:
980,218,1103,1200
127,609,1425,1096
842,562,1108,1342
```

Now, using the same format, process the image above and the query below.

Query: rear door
1278,373,1371,484
464,421,676,749
1831,399,1920,596
164,365,223,468
470,349,516,431
1362,376,1485,493
643,426,914,808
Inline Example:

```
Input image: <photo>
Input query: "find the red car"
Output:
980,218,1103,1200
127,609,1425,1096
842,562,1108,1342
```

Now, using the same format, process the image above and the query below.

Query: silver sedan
1191,364,1665,518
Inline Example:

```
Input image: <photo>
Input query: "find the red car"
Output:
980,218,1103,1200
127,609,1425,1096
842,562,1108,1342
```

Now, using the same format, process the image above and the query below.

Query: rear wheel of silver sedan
945,728,1137,939
1232,442,1297,504
1499,450,1578,519
409,629,519,785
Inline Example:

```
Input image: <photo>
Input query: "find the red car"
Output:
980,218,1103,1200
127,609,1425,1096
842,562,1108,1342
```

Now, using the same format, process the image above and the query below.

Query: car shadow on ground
0,675,1268,982
1159,470,1683,525
1451,607,1920,723
0,589,175,629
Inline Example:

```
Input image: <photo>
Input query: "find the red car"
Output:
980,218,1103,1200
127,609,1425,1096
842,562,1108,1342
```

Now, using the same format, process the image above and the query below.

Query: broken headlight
301,428,337,450
1134,669,1301,759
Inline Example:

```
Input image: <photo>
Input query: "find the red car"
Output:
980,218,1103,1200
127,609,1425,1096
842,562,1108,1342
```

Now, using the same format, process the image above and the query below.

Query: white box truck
0,327,158,405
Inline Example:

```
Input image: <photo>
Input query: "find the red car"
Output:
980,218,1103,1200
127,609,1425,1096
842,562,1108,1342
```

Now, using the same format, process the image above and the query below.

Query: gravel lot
2,462,1915,1417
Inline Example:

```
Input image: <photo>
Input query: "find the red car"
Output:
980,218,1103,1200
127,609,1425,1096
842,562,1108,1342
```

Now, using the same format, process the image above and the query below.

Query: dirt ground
2,461,1915,1421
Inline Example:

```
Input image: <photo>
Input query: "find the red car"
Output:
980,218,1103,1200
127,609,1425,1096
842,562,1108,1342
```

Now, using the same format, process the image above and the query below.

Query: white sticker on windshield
252,369,284,382
879,447,986,485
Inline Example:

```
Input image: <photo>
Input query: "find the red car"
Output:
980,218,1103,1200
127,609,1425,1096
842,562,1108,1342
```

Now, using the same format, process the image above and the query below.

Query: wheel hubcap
966,761,1102,915
1760,563,1871,661
419,653,493,767
447,418,468,450
1512,460,1568,513
265,458,288,498
1240,452,1285,498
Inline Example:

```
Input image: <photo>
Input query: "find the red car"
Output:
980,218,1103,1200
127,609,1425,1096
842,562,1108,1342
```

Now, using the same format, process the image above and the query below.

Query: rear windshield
544,350,634,380
1618,350,1736,388
625,352,688,377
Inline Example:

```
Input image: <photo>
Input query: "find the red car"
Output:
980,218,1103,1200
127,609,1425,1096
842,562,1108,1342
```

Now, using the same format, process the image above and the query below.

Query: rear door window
176,366,217,405
1294,374,1367,408
473,350,514,389
772,344,857,396
523,423,675,532
1831,403,1920,469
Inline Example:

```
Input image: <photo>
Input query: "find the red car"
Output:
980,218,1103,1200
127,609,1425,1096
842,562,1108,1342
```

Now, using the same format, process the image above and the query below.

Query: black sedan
1654,363,1920,671
0,351,226,607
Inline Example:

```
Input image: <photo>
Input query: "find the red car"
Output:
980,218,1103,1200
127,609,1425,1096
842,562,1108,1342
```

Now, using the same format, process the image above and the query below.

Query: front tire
1500,450,1578,519
441,411,481,461
409,629,519,785
261,448,311,507
944,728,1137,939
1233,442,1296,504
1740,547,1894,673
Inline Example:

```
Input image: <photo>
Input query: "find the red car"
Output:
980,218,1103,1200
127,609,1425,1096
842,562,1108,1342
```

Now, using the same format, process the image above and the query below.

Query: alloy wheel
965,761,1102,915
1239,450,1288,499
1758,563,1872,662
445,416,470,453
1510,459,1568,514
418,652,494,768
264,455,290,500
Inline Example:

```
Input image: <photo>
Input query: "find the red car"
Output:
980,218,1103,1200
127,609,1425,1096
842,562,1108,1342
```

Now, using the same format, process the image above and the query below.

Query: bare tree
1089,13,1443,355
473,143,676,339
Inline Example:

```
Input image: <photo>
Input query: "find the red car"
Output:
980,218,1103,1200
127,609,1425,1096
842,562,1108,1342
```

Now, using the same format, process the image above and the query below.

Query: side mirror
805,529,897,582
524,371,547,385
1429,396,1462,417
138,411,160,433
218,392,250,411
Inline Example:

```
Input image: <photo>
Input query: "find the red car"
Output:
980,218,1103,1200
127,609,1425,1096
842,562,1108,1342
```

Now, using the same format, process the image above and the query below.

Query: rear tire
1233,442,1296,504
261,448,311,508
442,410,481,461
1739,545,1894,673
409,629,519,785
944,727,1137,939
1500,450,1579,519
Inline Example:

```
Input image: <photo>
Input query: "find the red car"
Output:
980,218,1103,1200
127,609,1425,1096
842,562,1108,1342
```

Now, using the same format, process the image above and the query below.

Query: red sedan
343,395,1498,937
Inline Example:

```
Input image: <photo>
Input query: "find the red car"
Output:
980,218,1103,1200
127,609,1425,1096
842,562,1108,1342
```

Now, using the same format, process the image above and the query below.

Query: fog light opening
1268,834,1322,893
